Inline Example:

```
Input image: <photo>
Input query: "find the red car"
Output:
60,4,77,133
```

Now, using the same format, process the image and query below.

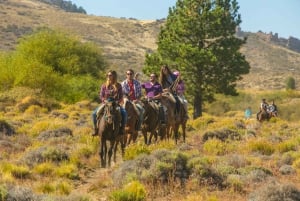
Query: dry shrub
24,105,47,117
248,182,300,201
202,129,241,142
16,96,42,112
0,119,15,136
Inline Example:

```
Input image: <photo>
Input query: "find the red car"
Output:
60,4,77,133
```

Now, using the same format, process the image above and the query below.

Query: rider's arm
99,84,106,103
116,83,124,105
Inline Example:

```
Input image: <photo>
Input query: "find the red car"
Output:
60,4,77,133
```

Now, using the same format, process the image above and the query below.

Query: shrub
277,140,297,153
56,181,72,195
248,183,300,201
248,140,275,155
55,163,79,180
124,144,150,161
0,185,8,201
37,183,55,194
285,76,296,90
33,162,55,176
109,181,146,201
203,139,227,155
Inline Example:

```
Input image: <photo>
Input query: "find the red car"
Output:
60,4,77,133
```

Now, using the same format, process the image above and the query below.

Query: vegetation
0,28,107,103
1,89,300,200
144,0,250,118
285,76,296,90
1,1,300,201
38,0,87,14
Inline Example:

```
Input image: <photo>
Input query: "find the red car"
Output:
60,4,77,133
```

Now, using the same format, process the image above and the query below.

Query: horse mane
162,92,176,103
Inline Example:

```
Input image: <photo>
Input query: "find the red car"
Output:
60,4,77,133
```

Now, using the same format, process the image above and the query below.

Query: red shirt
128,80,136,100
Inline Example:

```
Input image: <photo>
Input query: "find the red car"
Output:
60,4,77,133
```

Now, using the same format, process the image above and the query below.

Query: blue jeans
92,105,127,128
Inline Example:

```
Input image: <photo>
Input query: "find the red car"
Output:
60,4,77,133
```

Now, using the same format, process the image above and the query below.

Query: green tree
0,28,107,102
16,28,107,78
286,76,296,90
144,0,250,118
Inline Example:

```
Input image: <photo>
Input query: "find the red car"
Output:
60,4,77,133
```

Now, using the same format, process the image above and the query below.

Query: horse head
103,99,117,125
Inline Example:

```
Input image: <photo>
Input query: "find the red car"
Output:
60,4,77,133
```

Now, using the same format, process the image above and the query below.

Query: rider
121,69,144,130
268,100,278,117
173,70,189,119
91,70,127,136
159,65,180,113
256,98,268,120
141,73,166,124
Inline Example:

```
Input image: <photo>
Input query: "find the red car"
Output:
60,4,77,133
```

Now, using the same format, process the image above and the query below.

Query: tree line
38,0,86,14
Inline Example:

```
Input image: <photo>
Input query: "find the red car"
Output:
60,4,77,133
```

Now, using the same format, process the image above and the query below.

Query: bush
286,76,296,90
109,181,146,201
0,185,8,201
248,140,275,155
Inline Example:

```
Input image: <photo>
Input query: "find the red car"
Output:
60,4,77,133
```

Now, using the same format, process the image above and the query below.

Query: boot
92,127,98,136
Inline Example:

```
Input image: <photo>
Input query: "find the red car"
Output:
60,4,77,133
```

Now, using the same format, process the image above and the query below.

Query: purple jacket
141,81,162,98
176,80,185,96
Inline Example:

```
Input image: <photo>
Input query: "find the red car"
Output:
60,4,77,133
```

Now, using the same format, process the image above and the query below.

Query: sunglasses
150,75,156,78
127,72,133,75
107,74,112,76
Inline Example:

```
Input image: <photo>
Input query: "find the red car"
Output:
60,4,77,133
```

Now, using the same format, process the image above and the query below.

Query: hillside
1,0,300,89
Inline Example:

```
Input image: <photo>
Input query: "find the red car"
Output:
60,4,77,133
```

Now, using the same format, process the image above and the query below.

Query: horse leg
108,140,115,167
120,135,126,157
100,140,106,168
174,124,180,144
142,130,148,145
182,123,186,143
132,130,138,143
113,140,118,163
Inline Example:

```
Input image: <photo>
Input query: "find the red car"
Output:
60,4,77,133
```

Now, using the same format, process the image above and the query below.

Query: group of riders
91,65,188,136
256,98,278,121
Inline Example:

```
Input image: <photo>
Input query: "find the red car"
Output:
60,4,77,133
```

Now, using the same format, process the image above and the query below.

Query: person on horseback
256,98,268,120
141,73,166,125
121,69,144,131
173,70,189,120
91,70,127,136
159,65,181,114
268,100,278,117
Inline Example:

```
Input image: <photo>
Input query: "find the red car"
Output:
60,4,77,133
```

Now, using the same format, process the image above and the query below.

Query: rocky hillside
1,0,300,89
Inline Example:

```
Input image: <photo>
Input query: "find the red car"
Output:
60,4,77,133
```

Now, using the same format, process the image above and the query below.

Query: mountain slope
1,0,300,89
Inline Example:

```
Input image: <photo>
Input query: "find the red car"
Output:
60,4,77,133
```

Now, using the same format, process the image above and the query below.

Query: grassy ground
1,89,300,200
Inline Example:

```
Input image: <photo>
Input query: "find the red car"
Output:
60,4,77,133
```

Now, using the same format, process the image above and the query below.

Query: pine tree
144,0,250,118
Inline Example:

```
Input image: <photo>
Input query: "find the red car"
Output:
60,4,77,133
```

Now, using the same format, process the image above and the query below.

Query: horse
257,105,278,122
140,99,166,145
123,97,140,145
257,109,270,122
97,100,124,168
161,92,187,144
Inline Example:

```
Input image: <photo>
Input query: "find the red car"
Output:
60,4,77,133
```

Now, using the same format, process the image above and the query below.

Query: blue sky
71,0,300,39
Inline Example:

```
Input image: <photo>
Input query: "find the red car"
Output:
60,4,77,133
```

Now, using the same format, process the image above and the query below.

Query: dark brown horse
140,99,166,145
161,92,187,144
123,97,139,145
97,100,124,168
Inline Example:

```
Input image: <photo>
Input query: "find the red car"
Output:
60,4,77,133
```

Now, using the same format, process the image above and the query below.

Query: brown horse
140,99,166,145
123,97,139,145
97,100,124,168
257,105,278,122
257,109,270,122
161,92,187,144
